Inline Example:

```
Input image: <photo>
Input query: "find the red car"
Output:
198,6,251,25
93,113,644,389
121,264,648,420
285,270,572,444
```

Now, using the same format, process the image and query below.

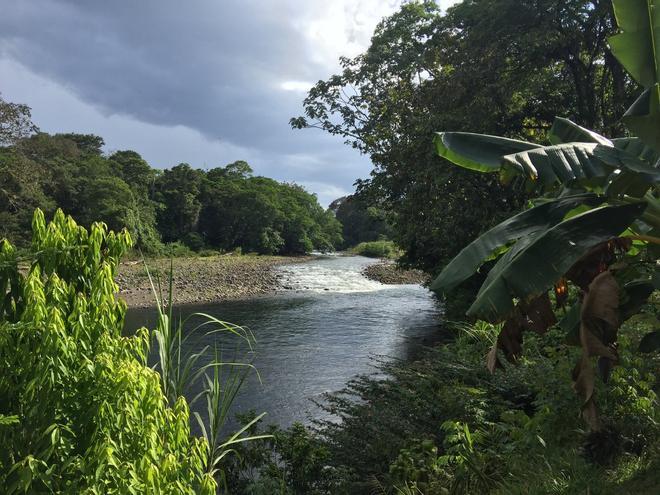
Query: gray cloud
0,1,458,205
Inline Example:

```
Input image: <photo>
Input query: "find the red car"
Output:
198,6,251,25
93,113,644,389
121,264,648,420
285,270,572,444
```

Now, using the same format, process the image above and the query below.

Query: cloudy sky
0,0,455,205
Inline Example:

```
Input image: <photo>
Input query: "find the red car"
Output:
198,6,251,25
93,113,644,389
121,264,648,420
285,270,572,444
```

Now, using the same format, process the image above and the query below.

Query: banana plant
431,0,660,429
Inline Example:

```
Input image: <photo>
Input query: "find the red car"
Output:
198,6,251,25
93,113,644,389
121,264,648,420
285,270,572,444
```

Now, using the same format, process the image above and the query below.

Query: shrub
351,240,400,259
0,209,215,494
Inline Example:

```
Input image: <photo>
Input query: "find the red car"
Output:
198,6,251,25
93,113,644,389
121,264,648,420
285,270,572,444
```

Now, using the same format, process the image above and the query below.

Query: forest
1,0,659,494
0,128,342,255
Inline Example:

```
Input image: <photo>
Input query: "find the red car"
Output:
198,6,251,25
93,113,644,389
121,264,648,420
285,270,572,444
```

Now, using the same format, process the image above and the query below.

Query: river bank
361,260,430,285
117,254,311,307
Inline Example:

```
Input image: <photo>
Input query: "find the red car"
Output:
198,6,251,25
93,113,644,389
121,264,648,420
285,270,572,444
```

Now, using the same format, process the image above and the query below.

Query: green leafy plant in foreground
431,0,660,430
0,209,216,493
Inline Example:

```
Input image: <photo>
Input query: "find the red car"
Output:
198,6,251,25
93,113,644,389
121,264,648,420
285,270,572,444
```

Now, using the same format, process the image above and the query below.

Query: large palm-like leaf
609,0,660,151
435,118,660,195
430,193,603,294
465,202,646,322
434,132,540,173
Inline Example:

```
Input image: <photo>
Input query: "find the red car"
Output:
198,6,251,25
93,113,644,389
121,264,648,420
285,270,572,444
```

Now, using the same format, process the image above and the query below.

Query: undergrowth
226,314,659,494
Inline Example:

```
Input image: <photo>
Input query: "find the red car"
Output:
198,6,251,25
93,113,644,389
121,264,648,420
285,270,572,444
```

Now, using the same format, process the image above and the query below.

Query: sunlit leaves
0,210,215,494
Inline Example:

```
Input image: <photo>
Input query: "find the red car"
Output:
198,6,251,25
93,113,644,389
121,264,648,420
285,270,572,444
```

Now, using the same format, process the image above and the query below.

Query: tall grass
144,259,271,487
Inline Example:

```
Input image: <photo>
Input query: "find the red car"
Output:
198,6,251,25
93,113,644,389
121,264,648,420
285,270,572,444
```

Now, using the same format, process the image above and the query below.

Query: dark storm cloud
0,0,322,151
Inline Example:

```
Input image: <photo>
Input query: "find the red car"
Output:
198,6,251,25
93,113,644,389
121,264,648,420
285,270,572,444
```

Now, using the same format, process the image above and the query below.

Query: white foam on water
276,255,392,293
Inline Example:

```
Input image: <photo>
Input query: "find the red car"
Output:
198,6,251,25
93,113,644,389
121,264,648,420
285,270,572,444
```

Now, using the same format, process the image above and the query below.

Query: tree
0,94,38,146
292,0,637,275
331,194,392,248
154,163,203,243
109,150,157,196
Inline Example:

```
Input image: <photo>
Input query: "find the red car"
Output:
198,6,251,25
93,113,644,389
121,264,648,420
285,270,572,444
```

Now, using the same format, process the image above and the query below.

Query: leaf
519,292,557,335
486,292,556,373
580,271,620,362
549,117,613,146
565,238,632,290
430,194,603,294
572,354,600,430
609,0,660,88
572,271,621,431
622,85,660,153
619,280,656,321
639,331,660,353
467,202,646,322
501,143,613,187
434,132,540,173
593,143,660,180
612,137,660,164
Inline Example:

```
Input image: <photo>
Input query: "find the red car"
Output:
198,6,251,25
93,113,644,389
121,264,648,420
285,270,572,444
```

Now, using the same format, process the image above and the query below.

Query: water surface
124,255,442,427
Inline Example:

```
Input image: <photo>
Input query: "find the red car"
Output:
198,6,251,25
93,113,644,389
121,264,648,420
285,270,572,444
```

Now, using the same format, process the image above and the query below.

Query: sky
0,0,456,206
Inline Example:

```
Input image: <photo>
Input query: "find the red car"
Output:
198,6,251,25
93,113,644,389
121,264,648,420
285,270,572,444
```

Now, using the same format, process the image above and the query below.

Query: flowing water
124,255,442,427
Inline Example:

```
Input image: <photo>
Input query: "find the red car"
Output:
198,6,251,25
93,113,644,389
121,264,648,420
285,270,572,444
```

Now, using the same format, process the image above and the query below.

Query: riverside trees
0,118,342,255
292,0,638,276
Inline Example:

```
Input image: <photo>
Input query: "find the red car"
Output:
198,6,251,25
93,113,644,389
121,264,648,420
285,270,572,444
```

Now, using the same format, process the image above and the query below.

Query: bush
0,210,215,494
351,240,400,259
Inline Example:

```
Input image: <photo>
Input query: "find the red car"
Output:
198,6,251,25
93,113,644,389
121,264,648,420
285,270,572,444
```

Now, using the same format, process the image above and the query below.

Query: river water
124,255,442,427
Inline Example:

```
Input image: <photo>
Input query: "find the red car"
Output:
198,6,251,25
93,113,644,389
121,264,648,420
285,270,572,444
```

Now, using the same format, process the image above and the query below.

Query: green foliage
0,209,215,493
429,0,659,435
0,108,341,256
224,416,345,495
351,240,400,259
198,170,342,254
293,0,636,277
0,92,38,146
330,195,392,249
307,318,658,494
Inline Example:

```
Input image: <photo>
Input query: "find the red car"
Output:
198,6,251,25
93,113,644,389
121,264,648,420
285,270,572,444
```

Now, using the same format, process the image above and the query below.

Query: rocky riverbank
362,260,430,285
117,254,311,307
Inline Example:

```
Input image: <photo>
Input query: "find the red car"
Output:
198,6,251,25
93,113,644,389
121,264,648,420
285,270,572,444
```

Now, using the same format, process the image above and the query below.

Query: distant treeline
0,132,343,255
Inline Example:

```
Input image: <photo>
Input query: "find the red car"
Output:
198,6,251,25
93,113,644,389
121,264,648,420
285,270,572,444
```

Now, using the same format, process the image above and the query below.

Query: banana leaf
466,202,647,322
622,85,660,153
501,143,660,189
549,117,613,146
612,137,660,165
434,132,539,173
609,0,659,88
501,143,613,187
609,0,660,152
430,193,603,294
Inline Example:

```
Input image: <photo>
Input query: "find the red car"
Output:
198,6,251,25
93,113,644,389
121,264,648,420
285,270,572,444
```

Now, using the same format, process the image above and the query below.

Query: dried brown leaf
566,238,631,289
572,354,600,430
580,271,620,360
571,271,621,431
485,292,557,374
520,292,557,334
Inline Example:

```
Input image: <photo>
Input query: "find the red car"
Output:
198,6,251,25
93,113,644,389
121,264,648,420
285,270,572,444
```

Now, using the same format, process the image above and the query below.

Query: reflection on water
124,255,442,427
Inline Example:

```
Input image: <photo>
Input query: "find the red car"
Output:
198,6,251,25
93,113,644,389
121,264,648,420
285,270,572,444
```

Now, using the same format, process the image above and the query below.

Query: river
124,255,442,428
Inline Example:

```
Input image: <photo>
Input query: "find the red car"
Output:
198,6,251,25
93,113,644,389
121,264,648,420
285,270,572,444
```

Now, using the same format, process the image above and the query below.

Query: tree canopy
0,116,341,255
292,0,638,274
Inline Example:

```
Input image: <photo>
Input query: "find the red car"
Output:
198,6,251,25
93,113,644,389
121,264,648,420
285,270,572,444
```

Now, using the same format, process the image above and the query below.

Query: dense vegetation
0,211,216,493
1,0,658,493
0,123,342,255
222,0,659,493
293,0,638,276
226,316,659,494
329,195,392,249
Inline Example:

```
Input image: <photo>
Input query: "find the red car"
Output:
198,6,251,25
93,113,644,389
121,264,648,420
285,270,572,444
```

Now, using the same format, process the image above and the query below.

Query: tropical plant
144,260,271,489
431,0,659,430
0,209,215,493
